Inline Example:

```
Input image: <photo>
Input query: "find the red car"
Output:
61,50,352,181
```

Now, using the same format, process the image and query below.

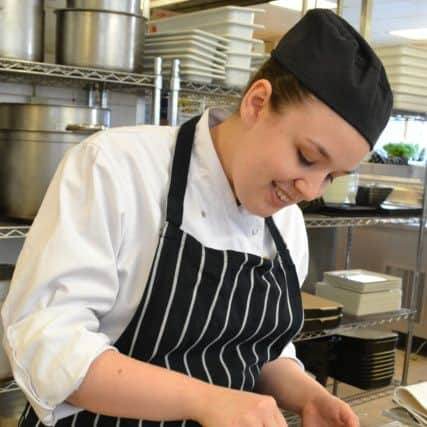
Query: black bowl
355,186,393,207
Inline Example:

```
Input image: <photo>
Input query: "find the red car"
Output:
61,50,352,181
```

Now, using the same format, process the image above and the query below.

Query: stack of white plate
315,269,402,316
143,29,227,84
147,6,265,88
375,44,427,112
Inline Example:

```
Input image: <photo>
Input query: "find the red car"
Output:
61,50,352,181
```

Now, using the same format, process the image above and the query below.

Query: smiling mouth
273,181,291,204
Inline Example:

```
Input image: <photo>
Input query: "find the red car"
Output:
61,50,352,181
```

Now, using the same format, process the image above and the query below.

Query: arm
68,349,288,427
255,358,359,427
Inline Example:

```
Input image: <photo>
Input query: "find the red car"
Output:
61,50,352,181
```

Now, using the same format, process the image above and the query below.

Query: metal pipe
152,57,163,126
402,159,427,384
360,0,373,41
344,227,353,270
336,0,344,16
168,59,180,127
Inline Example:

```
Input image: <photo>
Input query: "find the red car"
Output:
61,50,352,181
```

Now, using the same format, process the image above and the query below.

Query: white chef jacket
2,108,309,425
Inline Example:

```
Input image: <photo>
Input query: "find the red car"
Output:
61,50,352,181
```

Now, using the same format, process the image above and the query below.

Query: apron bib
21,115,303,427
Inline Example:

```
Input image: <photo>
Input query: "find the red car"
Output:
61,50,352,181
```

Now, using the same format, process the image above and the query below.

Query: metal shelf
294,308,415,342
0,57,156,92
0,380,19,395
0,223,30,239
179,79,242,98
304,214,420,228
0,58,243,97
284,382,398,426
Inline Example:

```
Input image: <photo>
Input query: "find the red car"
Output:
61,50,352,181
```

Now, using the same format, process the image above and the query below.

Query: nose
294,173,328,202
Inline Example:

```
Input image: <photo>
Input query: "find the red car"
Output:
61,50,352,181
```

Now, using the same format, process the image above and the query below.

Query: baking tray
302,314,343,332
313,202,422,217
302,292,343,318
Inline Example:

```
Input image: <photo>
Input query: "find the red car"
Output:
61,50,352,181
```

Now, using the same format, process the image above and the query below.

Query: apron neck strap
166,115,201,226
166,114,292,259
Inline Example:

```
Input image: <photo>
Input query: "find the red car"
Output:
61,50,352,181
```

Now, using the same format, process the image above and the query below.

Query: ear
239,79,272,127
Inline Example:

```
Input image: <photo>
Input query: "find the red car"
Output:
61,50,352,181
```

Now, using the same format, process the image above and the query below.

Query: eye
298,150,314,166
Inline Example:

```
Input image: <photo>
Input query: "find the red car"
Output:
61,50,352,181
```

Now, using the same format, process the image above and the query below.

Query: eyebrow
307,138,354,175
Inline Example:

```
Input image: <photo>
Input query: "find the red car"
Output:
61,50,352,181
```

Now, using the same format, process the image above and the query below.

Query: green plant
383,142,419,160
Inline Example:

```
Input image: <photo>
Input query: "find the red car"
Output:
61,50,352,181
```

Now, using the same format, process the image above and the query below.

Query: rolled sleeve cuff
4,316,118,425
278,342,304,371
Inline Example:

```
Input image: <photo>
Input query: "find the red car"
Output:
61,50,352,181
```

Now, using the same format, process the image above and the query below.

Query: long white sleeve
1,139,126,425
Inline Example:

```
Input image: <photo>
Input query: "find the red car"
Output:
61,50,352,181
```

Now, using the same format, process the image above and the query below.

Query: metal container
66,0,142,15
0,103,111,132
0,0,44,61
56,9,145,73
0,264,14,380
0,104,110,220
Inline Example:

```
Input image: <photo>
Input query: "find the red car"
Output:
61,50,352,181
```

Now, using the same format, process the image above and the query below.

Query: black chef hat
271,8,393,148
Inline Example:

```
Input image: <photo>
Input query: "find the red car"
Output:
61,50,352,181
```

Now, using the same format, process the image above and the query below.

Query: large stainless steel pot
0,103,111,131
0,130,97,220
66,0,142,15
0,0,44,61
0,104,110,220
56,9,145,73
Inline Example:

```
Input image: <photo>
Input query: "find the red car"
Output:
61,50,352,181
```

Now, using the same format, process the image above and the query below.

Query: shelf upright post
168,59,180,127
152,57,163,126
402,158,427,384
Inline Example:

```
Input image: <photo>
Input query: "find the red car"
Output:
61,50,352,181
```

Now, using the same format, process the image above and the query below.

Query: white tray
388,74,427,89
214,64,255,88
144,48,226,66
226,50,265,68
390,83,427,96
144,54,225,72
384,65,427,77
222,34,264,53
382,55,427,69
149,5,264,28
145,36,227,51
146,29,228,47
376,45,427,59
144,42,228,60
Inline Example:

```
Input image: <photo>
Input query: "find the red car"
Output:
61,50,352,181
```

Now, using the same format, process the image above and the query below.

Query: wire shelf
283,382,398,426
0,380,19,395
179,79,242,98
294,308,415,342
0,224,31,239
304,215,420,228
0,58,155,92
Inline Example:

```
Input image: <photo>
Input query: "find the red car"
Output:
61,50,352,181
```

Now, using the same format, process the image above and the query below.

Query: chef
2,8,392,427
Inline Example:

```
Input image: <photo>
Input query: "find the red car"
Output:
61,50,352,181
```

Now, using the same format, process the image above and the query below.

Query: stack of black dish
301,292,343,332
331,328,398,389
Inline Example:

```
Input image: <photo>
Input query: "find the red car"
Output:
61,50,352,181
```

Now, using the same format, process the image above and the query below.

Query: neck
209,113,243,194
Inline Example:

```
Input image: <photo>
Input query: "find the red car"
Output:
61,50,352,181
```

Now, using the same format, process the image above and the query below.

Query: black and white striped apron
21,115,304,427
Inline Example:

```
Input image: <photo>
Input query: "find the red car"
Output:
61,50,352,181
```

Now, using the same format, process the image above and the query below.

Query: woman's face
230,83,370,217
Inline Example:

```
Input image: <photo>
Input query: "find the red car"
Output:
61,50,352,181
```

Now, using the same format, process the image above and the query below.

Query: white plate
376,45,427,59
381,55,427,69
388,74,427,89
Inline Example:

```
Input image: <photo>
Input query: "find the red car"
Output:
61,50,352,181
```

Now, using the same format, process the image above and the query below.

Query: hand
301,392,359,427
197,387,288,427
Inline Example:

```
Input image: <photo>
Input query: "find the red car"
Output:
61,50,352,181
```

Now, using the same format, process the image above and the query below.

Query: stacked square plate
143,29,228,84
315,269,402,316
301,292,343,332
147,6,265,88
331,328,398,389
375,44,427,112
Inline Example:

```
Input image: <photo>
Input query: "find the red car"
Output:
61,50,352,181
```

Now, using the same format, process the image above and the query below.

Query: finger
273,408,288,427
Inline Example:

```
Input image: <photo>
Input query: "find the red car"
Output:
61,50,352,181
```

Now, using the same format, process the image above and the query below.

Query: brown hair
241,57,313,112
